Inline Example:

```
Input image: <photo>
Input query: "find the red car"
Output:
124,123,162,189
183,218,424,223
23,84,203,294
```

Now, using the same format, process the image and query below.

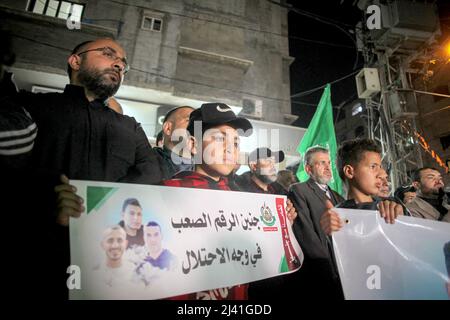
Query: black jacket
235,171,287,195
155,146,194,180
289,179,344,260
288,179,345,300
5,85,164,299
18,85,163,184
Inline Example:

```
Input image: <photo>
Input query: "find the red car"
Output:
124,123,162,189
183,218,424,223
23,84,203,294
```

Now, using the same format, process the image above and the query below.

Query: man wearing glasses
235,147,286,194
16,38,163,186
8,38,163,298
407,167,450,222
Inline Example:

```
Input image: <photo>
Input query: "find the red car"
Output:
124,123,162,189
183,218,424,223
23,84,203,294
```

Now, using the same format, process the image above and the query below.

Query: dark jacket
155,146,194,180
288,179,345,300
289,179,344,260
338,196,412,216
6,85,163,299
118,220,145,248
235,171,287,195
18,85,163,184
234,171,288,300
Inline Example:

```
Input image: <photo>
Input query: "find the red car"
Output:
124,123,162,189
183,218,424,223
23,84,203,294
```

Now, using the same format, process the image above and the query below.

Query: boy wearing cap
162,102,298,300
235,147,287,194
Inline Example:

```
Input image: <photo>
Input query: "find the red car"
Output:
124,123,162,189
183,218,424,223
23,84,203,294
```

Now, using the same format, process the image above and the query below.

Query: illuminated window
351,103,363,116
26,0,84,22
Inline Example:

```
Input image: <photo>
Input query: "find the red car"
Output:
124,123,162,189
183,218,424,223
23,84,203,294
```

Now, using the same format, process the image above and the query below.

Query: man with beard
235,147,286,194
376,168,391,197
156,106,195,179
407,167,450,222
16,38,163,187
288,146,345,299
234,147,291,300
8,38,163,299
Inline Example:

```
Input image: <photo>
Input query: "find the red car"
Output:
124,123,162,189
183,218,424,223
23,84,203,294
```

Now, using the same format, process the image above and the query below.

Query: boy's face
347,151,382,196
201,124,240,177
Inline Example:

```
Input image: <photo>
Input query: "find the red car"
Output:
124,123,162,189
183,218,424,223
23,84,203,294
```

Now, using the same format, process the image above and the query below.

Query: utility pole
356,0,441,190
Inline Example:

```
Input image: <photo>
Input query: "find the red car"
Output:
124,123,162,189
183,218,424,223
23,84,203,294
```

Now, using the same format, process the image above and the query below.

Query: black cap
187,103,253,136
394,185,416,201
248,147,285,163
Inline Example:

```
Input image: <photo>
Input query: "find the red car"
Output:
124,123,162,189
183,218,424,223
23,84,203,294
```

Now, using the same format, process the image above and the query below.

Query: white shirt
315,181,332,199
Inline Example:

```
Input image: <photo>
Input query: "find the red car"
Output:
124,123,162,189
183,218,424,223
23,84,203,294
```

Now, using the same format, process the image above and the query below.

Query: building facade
1,0,304,167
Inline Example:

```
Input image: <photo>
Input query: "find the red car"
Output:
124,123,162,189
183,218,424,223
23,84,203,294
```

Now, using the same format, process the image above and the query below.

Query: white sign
333,209,450,300
69,180,303,299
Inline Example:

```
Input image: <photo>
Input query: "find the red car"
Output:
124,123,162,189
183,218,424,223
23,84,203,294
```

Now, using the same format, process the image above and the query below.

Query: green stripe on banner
278,255,289,273
87,186,118,214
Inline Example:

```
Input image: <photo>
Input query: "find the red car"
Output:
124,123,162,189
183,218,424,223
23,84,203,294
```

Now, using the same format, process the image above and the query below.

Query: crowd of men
1,35,449,300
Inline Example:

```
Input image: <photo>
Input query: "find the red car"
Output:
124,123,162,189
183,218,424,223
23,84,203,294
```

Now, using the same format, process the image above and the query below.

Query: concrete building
334,99,368,144
0,0,304,168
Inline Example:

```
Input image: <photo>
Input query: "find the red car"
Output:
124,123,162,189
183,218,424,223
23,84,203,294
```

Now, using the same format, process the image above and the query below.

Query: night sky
287,0,450,128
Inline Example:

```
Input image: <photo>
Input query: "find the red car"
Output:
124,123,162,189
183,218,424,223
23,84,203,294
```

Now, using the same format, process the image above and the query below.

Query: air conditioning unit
355,68,381,98
388,89,418,119
240,98,262,119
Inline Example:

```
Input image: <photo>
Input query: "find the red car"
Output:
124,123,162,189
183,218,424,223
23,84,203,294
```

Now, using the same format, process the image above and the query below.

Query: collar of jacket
416,189,440,200
336,197,381,210
63,84,109,108
243,171,274,193
174,170,229,185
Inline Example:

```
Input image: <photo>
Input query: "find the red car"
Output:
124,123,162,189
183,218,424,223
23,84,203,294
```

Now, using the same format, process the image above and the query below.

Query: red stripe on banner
275,198,301,271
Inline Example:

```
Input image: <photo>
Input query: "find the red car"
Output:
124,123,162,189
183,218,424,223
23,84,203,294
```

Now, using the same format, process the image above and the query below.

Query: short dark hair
146,221,161,229
337,138,381,180
411,167,440,183
67,40,93,79
163,106,195,124
122,198,141,212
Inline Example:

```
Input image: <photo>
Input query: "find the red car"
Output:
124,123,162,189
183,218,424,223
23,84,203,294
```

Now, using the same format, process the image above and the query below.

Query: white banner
333,208,450,300
69,180,303,299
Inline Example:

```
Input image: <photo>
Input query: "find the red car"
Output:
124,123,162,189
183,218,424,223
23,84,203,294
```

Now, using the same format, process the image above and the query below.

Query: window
141,16,163,32
27,0,84,22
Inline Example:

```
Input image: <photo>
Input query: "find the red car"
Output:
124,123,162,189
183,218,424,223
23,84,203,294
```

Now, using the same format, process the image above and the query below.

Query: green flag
296,84,343,195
